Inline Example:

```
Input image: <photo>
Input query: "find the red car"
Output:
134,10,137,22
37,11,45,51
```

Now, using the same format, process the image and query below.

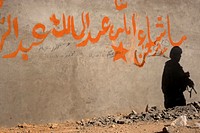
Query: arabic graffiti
114,0,128,11
0,0,3,8
0,0,187,67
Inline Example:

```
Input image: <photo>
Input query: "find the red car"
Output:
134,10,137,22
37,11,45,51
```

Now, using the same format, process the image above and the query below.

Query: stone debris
194,122,200,128
76,102,200,127
170,115,187,126
163,126,178,133
17,123,33,128
48,123,58,129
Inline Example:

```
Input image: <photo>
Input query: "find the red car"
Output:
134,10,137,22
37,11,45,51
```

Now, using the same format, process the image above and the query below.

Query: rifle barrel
192,87,197,94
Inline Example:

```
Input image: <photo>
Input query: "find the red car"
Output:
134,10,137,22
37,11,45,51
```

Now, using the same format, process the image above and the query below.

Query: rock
114,116,128,124
194,113,199,119
76,121,82,125
114,116,121,123
80,119,86,126
195,122,200,128
163,126,177,133
188,114,195,120
48,123,58,129
145,104,149,112
163,114,171,119
171,115,187,127
148,106,158,113
137,114,145,121
124,119,132,124
17,123,32,128
131,110,137,115
110,124,116,128
116,119,125,124
143,113,152,120
100,120,107,125
130,115,137,119
88,120,95,125
126,110,138,120
163,126,170,133
105,118,110,122
188,104,198,113
94,121,103,126
153,115,161,120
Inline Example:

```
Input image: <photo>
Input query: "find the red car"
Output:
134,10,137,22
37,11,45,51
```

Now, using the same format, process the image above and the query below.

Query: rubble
163,126,178,133
76,102,200,127
48,123,58,129
195,122,200,128
170,115,187,126
17,123,34,128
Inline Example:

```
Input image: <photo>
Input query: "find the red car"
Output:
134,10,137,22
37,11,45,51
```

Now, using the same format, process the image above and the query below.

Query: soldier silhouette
161,46,194,109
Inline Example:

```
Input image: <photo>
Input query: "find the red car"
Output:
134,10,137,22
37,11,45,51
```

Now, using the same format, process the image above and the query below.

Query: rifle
187,86,197,98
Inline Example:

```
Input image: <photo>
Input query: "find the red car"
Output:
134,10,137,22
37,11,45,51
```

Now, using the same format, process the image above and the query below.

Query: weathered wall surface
0,0,200,127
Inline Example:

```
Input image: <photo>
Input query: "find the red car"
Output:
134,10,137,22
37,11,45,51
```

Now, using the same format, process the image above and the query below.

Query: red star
111,42,128,62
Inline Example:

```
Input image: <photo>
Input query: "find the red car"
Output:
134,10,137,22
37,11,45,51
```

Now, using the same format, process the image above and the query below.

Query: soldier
161,46,194,109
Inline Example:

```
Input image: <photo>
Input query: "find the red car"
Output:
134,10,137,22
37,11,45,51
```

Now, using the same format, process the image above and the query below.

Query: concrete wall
0,0,200,127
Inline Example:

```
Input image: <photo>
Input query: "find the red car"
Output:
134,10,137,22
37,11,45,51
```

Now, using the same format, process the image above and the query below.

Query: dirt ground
1,120,200,133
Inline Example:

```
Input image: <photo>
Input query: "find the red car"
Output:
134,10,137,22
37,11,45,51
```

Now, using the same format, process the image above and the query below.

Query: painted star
111,42,128,62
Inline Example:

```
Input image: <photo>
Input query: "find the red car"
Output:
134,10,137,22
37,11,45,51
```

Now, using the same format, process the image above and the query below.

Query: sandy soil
1,120,200,133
